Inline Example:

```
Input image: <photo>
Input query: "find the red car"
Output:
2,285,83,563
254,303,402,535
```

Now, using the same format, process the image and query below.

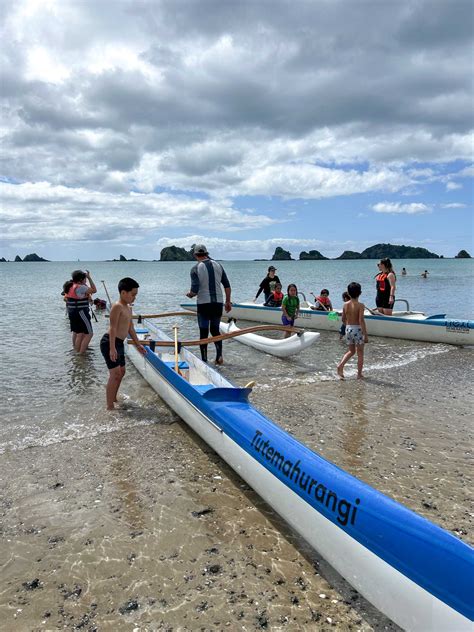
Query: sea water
0,257,472,453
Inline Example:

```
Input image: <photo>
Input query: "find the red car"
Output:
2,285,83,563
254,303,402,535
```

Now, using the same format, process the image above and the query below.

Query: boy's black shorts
100,334,126,370
68,308,92,334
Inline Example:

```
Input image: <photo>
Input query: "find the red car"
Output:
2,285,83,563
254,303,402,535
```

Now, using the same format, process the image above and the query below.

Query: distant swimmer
401,267,407,276
421,270,429,278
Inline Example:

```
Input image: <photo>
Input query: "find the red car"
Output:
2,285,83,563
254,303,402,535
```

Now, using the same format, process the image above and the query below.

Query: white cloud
446,181,462,191
441,203,467,209
0,181,275,242
371,202,432,214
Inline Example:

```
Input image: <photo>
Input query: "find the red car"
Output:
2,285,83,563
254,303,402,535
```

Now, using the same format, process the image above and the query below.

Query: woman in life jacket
62,269,97,352
375,258,396,315
311,289,333,311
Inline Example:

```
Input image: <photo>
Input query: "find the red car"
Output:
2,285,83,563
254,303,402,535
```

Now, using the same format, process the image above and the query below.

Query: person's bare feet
357,373,364,379
337,366,344,380
215,356,224,365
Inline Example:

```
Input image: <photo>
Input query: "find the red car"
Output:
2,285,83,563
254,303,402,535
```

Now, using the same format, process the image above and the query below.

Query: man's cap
268,265,277,271
193,244,209,255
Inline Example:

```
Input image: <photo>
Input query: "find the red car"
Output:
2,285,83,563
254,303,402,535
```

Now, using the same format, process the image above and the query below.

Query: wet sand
1,348,472,630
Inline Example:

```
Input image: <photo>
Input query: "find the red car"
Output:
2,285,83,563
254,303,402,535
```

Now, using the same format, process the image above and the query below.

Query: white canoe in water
182,301,473,346
219,320,319,357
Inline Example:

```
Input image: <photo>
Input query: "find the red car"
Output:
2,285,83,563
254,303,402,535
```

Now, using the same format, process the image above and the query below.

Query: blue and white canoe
128,321,473,631
182,301,474,346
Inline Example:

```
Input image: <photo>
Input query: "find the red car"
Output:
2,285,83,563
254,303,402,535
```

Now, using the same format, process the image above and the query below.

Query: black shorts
197,302,223,329
68,308,93,334
376,294,394,309
100,334,126,370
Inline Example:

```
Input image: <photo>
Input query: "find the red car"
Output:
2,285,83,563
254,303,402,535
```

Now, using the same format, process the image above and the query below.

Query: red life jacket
273,291,284,301
317,295,331,307
376,273,388,291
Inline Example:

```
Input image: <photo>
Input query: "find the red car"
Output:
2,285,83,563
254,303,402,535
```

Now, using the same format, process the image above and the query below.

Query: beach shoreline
1,346,471,630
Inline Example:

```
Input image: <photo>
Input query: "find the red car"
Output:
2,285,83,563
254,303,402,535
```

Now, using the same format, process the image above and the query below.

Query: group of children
262,280,368,378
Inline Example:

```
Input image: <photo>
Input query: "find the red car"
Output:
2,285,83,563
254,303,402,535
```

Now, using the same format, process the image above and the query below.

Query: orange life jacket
376,273,388,291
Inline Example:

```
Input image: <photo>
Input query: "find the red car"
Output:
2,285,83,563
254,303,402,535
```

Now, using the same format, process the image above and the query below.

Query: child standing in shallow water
337,282,368,379
281,284,300,338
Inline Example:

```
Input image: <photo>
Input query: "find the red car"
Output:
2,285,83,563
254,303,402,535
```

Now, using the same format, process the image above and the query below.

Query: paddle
101,280,113,308
173,325,180,374
127,323,304,348
105,311,196,320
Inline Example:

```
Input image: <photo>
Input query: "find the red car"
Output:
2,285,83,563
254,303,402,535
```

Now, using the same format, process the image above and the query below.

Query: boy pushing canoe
100,277,146,409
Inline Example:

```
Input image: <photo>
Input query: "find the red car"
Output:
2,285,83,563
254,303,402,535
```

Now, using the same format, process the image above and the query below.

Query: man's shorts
68,308,93,334
197,302,223,329
100,334,126,370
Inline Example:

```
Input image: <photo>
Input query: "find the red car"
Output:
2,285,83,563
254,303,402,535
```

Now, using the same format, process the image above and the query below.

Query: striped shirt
190,258,230,304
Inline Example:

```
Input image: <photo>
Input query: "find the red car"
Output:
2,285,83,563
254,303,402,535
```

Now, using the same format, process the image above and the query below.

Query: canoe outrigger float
127,318,473,631
219,319,320,357
181,300,474,345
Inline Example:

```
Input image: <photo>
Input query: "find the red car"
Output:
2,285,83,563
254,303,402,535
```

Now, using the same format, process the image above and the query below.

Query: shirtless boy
100,277,146,409
337,282,368,380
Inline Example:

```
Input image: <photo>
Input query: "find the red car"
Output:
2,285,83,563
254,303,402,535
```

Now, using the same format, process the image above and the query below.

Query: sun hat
193,244,209,255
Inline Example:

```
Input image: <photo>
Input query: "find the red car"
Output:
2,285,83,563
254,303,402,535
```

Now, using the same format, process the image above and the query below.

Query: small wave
258,343,452,387
0,416,162,455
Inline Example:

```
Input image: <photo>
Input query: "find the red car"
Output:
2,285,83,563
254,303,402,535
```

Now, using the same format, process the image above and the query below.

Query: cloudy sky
1,0,473,260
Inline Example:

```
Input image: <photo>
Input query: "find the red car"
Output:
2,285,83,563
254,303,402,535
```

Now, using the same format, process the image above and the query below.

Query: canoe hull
183,302,473,345
126,323,473,631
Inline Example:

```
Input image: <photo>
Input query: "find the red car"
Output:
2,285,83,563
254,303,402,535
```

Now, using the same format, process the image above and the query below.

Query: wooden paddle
105,311,196,320
127,323,304,348
101,280,113,308
173,325,180,373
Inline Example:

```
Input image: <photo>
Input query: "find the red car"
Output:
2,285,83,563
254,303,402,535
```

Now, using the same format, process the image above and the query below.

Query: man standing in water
186,244,232,364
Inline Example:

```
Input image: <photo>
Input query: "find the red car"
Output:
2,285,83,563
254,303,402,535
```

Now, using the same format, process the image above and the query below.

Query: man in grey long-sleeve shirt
186,244,232,364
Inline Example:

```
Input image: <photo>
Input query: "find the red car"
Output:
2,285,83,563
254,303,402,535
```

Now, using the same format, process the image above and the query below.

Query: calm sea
0,258,472,454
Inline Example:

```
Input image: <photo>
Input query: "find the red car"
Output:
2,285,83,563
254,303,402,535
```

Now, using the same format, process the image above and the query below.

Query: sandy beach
1,345,471,631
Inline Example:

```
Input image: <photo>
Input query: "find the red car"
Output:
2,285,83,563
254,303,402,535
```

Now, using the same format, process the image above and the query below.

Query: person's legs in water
197,307,210,362
209,303,224,364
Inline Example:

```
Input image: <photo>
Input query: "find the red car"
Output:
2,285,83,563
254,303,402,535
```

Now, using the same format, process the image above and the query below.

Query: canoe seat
192,384,214,394
163,361,189,370
134,328,149,334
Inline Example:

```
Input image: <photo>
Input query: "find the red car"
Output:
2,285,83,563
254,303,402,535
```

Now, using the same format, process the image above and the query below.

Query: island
336,244,440,260
160,246,194,261
271,247,293,261
455,250,471,258
299,249,328,260
5,253,50,262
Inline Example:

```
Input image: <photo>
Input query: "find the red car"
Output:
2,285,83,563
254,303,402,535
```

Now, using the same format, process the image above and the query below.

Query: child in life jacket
311,289,333,311
93,298,107,310
264,282,284,307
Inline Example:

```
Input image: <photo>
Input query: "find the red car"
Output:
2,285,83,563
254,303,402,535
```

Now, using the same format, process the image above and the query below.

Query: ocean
0,258,472,630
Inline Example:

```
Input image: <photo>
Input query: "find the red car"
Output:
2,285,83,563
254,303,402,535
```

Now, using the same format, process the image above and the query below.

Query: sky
1,0,473,261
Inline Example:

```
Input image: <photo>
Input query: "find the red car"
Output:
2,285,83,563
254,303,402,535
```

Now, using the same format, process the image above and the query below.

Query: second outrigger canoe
182,301,474,345
126,318,473,631
219,319,320,357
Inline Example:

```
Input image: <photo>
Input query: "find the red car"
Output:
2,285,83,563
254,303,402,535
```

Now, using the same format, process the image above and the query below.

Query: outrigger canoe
127,318,473,631
182,301,474,346
219,319,320,357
